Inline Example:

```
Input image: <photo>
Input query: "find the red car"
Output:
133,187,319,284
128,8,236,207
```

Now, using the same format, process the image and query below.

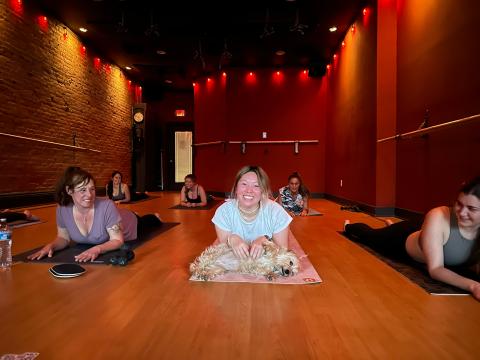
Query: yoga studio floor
2,193,480,359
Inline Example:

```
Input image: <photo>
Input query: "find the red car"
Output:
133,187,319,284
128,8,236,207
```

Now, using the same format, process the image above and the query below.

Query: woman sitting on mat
344,176,480,300
212,165,292,260
180,174,207,207
106,170,131,204
277,172,310,216
28,166,162,263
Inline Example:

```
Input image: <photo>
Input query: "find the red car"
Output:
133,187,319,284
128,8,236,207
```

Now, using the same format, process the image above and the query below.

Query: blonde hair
231,165,272,202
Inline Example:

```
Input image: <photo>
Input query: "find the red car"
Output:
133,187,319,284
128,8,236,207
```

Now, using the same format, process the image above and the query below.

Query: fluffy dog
190,241,300,281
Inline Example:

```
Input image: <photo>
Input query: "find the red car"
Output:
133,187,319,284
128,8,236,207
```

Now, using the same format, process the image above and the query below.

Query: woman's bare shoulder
423,206,450,228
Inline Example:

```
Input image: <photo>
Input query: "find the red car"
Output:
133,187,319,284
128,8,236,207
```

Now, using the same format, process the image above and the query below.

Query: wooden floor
1,192,480,359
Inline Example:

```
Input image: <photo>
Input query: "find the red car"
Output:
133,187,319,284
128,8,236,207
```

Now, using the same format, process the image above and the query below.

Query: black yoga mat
13,222,180,265
8,218,45,229
339,231,479,295
169,200,221,210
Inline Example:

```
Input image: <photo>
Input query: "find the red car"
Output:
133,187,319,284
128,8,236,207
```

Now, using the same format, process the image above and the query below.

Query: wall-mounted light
329,26,337,32
125,66,132,70
79,27,87,33
175,109,185,117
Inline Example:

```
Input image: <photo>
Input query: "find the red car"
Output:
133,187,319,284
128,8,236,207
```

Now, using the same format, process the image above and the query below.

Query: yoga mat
307,208,323,216
8,218,45,229
339,231,478,295
189,231,322,284
169,200,221,210
13,222,180,265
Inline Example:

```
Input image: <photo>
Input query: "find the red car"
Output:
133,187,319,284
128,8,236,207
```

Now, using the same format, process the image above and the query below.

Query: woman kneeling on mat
180,174,207,207
28,166,162,263
277,172,310,216
212,165,292,259
344,176,480,300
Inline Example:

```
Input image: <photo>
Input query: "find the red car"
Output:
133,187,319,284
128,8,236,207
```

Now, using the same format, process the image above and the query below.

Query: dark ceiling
35,0,366,91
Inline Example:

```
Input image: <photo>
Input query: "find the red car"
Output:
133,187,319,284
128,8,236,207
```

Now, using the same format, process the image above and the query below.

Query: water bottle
0,218,12,270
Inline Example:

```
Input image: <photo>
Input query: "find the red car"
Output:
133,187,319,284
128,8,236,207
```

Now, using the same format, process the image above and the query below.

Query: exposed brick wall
0,1,135,195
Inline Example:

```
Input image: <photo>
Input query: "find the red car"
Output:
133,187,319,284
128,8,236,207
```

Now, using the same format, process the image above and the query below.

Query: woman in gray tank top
344,176,480,301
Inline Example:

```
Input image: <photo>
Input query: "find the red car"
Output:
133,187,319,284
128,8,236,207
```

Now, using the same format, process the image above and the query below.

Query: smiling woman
27,166,163,263
344,176,480,300
212,165,292,260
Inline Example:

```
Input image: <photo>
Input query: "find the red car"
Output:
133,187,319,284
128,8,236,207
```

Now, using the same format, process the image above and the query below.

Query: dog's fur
190,241,300,281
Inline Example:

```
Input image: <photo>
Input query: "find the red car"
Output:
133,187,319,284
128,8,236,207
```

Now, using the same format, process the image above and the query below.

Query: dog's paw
265,272,277,281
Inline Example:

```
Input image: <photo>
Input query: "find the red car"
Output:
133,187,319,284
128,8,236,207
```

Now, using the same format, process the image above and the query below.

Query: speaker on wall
308,62,327,78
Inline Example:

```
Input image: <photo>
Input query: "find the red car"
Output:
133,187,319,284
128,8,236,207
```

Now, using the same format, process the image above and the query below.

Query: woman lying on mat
212,165,292,260
344,176,480,300
277,171,310,216
180,174,207,207
28,166,162,263
0,209,38,223
106,170,131,204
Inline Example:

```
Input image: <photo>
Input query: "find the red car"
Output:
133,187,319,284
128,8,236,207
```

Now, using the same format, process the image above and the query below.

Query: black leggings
344,218,424,260
135,214,163,239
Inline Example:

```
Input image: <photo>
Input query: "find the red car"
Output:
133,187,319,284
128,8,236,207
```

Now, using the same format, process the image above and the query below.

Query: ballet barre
229,140,319,154
0,132,101,153
377,113,480,143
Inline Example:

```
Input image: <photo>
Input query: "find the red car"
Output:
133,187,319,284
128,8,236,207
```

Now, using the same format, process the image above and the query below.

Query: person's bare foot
154,213,162,222
385,219,394,226
343,220,350,232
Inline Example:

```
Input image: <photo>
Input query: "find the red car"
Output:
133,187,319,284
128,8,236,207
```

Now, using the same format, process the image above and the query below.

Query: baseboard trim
323,194,423,219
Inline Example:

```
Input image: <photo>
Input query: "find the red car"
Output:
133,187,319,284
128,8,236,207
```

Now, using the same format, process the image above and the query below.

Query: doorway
166,122,194,190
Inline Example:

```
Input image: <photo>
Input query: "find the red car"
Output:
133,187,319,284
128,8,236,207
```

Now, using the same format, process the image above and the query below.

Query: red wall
325,8,378,206
194,69,325,194
396,0,480,212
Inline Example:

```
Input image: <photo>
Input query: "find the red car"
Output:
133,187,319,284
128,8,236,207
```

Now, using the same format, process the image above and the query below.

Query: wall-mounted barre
192,141,225,147
229,140,319,154
0,132,101,153
377,113,480,143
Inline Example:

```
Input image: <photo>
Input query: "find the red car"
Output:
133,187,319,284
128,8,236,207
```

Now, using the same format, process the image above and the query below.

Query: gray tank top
443,208,476,266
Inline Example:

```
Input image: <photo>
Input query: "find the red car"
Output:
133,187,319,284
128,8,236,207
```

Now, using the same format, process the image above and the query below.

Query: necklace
238,203,260,221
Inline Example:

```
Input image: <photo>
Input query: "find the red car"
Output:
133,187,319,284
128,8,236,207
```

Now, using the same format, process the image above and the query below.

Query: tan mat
189,231,322,284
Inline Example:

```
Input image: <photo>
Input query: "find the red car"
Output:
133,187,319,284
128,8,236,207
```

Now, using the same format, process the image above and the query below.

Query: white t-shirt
212,199,292,243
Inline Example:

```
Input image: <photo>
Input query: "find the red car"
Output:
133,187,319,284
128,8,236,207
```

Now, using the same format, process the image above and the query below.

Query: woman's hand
74,245,102,262
249,236,267,259
469,282,480,301
27,243,55,260
228,235,250,259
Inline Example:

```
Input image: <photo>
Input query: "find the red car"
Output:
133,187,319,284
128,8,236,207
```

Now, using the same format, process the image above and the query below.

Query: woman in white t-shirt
212,165,292,260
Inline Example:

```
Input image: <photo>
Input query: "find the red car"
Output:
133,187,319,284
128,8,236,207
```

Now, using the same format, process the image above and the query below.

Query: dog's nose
282,268,290,276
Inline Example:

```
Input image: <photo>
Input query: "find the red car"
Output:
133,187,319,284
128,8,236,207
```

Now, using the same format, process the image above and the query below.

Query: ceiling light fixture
125,66,132,70
329,26,337,32
275,50,286,56
156,50,166,55
165,79,173,84
79,27,87,33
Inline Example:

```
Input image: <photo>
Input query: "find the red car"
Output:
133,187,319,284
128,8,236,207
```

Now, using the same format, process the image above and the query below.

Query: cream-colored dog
190,241,300,281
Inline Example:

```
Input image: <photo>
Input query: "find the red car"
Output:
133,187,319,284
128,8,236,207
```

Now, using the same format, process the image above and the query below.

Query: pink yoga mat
189,231,322,284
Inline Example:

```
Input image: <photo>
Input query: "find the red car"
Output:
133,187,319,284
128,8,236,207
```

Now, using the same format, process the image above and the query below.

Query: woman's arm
180,186,189,206
27,227,71,260
196,185,208,207
122,183,131,203
215,225,249,259
74,223,125,262
421,207,480,300
300,196,309,216
250,226,290,259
